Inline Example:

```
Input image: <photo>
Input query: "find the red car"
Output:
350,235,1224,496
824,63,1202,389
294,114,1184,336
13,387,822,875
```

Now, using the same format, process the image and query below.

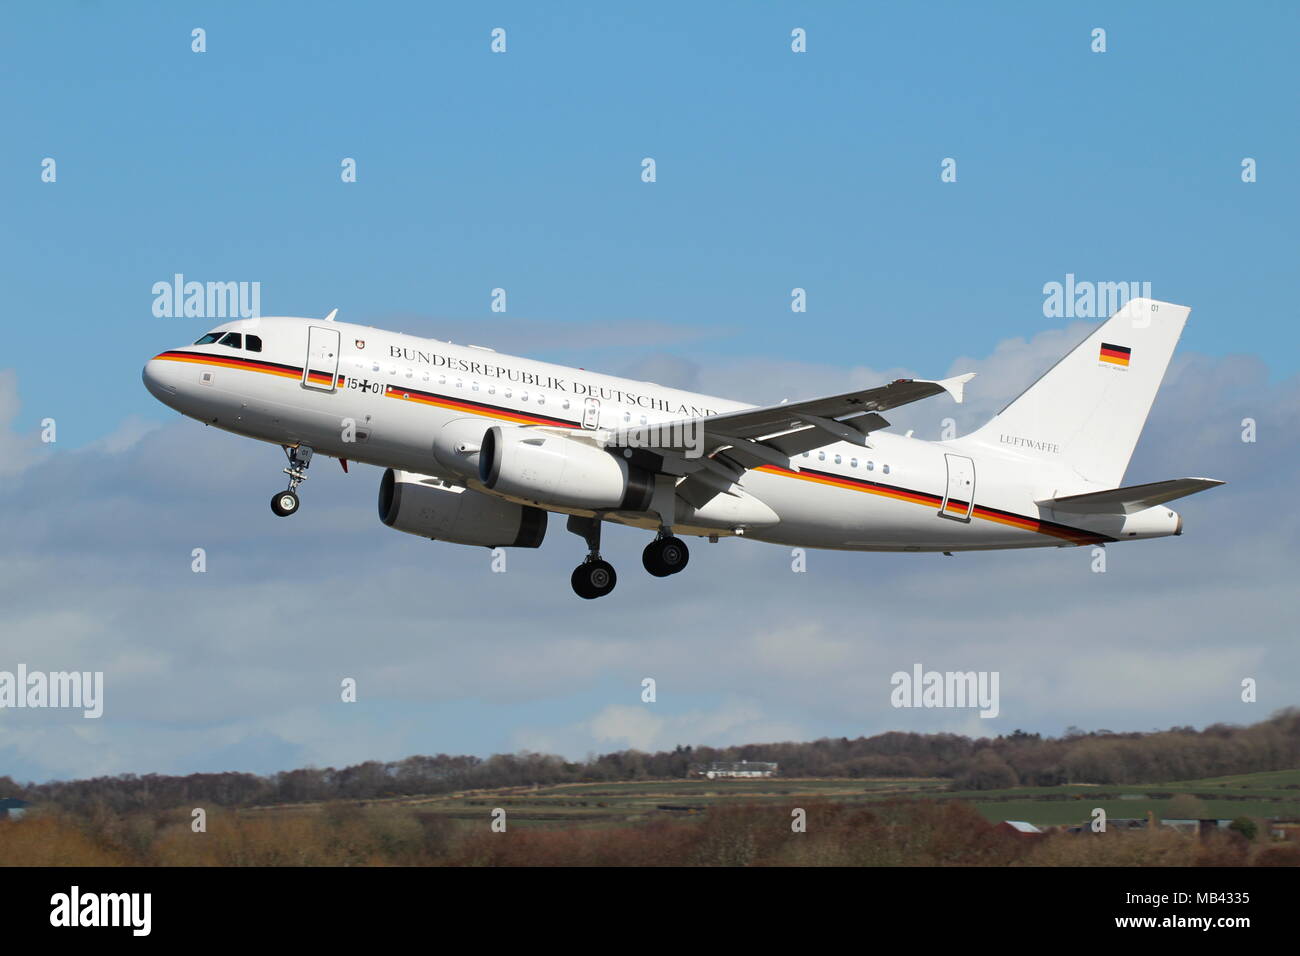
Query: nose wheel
271,444,313,517
271,490,300,516
643,535,689,577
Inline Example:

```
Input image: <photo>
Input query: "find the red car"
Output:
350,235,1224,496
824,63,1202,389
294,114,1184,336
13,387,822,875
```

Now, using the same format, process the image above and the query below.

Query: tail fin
962,298,1189,489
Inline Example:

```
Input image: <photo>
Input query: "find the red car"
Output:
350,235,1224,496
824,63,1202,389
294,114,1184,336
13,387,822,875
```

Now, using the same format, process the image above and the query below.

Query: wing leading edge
605,373,975,507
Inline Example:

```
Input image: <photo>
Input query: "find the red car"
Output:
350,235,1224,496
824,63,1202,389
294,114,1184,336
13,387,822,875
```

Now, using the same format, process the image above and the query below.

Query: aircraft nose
142,356,179,404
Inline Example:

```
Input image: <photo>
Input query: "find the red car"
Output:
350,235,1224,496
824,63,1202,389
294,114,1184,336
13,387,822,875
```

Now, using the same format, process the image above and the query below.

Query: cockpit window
193,332,222,345
218,332,242,349
246,334,263,353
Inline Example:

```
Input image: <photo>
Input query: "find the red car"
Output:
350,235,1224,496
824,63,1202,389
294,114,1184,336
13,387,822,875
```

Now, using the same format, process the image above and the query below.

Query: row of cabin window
367,360,889,470
801,449,891,475
374,362,652,425
194,331,263,352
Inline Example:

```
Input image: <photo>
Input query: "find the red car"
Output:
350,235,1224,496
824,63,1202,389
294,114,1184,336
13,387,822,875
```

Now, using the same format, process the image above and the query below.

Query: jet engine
479,425,655,512
378,469,547,548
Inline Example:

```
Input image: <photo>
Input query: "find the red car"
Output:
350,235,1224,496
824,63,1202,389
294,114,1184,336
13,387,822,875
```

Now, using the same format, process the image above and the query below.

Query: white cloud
0,370,49,477
0,327,1296,780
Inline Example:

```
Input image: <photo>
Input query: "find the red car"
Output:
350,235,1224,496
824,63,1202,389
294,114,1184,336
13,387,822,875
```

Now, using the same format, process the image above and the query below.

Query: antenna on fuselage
323,308,338,321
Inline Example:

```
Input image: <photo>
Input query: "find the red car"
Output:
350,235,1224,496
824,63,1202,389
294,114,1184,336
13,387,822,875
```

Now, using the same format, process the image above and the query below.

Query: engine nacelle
479,426,654,512
378,469,547,548
432,417,489,479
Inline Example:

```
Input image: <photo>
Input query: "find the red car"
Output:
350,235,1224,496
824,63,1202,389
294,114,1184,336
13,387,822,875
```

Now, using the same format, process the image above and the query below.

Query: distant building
701,761,777,779
1269,820,1300,841
997,821,1044,837
0,798,30,821
1159,818,1234,835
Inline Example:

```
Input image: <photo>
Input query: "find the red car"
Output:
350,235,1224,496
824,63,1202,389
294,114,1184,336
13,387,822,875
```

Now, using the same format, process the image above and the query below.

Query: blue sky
1,3,1297,781
3,1,1297,445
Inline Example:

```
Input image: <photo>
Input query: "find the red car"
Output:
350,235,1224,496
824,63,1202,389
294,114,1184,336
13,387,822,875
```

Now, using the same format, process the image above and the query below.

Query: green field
246,770,1300,829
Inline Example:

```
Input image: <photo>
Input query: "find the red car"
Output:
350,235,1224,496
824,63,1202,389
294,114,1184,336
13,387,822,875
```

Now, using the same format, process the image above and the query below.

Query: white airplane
143,298,1223,598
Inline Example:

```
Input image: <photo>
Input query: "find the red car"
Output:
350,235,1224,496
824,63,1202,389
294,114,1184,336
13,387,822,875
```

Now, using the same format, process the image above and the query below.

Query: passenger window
405,368,413,378
562,399,570,410
372,363,380,372
866,461,874,471
488,385,496,394
245,334,263,352
504,388,512,398
193,332,222,345
883,464,891,475
472,382,480,391
520,391,528,402
218,332,242,349
818,451,826,461
438,375,446,385
537,394,544,405
851,458,858,468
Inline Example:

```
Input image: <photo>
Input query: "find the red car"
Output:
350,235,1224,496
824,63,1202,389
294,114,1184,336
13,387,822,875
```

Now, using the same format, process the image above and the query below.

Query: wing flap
608,374,973,458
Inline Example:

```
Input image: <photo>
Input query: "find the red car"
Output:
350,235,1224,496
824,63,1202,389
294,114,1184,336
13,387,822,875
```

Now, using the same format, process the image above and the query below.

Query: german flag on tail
1099,342,1131,368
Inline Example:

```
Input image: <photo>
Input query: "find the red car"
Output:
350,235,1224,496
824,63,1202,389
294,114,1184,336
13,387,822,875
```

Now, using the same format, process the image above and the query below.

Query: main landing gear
567,516,617,600
271,444,313,517
566,516,691,599
642,533,690,577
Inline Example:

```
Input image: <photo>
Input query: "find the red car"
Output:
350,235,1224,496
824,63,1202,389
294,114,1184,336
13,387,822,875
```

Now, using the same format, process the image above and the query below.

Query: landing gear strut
642,533,690,577
567,516,617,599
271,444,313,517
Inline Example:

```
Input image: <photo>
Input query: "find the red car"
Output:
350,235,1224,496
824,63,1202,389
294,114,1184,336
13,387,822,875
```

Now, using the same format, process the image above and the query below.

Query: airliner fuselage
143,302,1218,598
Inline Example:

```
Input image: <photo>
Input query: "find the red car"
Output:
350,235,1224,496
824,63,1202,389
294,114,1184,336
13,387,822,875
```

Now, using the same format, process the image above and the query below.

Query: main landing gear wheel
572,560,617,600
642,535,689,577
271,444,314,517
566,515,617,599
271,490,300,517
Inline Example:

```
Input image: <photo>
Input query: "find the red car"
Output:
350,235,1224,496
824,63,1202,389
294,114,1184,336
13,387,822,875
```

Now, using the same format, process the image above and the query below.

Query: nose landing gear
271,445,313,517
271,489,300,516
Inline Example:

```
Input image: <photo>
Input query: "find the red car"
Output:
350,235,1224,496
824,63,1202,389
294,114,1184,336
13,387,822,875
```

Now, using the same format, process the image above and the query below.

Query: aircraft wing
605,373,975,506
1037,477,1225,515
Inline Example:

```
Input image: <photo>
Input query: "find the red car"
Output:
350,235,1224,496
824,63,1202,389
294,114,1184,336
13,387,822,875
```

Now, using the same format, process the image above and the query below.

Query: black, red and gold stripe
154,350,343,387
1099,342,1131,367
754,464,1110,545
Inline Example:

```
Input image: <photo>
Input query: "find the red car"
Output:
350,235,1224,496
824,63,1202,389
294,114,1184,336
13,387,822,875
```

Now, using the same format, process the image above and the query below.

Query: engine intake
479,426,654,512
378,469,546,548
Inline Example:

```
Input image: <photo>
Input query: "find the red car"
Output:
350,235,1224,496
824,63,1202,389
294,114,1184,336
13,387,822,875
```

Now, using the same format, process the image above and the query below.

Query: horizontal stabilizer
1038,477,1225,515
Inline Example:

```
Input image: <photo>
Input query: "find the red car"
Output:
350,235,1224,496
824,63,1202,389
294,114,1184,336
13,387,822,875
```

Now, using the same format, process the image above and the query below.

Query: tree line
3,708,1295,814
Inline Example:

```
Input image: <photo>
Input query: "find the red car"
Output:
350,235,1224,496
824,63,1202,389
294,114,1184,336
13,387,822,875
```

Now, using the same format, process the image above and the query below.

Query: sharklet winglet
920,372,976,404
